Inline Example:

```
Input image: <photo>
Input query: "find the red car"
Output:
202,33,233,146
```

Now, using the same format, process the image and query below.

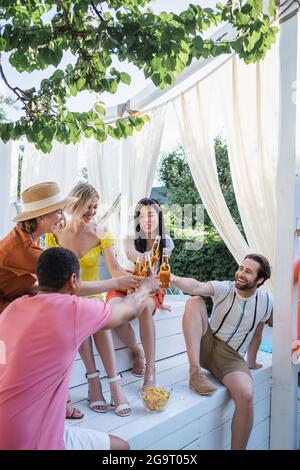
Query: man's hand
139,275,160,295
247,360,263,370
116,274,141,291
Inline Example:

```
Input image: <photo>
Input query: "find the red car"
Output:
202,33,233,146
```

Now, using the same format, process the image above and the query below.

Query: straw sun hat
13,182,78,223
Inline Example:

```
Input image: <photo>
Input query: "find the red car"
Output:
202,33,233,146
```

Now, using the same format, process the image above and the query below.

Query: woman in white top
106,198,174,388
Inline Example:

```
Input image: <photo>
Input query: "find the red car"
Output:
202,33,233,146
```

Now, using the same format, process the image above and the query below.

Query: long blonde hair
66,183,99,218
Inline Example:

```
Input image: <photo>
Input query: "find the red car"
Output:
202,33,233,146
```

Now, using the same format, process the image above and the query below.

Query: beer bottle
159,248,170,288
134,254,143,277
150,235,161,271
127,254,143,294
142,252,152,277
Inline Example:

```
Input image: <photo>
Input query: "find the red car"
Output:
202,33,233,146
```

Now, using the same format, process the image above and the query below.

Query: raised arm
124,236,141,263
171,274,214,297
103,244,130,277
78,275,140,296
246,322,264,369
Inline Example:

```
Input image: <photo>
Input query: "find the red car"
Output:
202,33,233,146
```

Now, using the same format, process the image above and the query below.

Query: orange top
0,226,42,305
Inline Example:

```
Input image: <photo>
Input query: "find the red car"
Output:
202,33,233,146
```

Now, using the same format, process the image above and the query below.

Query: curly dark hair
244,253,271,287
37,247,80,291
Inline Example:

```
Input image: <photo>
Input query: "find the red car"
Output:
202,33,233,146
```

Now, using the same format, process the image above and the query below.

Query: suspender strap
213,292,236,336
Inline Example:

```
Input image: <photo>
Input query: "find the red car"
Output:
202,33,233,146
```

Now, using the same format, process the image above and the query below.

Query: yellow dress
45,232,114,298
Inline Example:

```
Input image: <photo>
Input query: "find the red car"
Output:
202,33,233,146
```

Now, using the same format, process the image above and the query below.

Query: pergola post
270,1,300,449
0,140,12,239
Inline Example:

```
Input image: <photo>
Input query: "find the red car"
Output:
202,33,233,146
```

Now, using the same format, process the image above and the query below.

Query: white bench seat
68,296,272,450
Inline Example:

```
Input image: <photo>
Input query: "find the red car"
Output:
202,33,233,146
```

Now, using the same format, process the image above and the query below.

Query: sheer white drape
218,46,279,269
0,141,13,238
21,141,79,195
119,106,167,264
85,136,121,250
173,82,249,263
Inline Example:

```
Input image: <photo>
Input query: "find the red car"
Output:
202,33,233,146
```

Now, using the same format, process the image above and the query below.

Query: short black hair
36,247,80,291
244,253,271,287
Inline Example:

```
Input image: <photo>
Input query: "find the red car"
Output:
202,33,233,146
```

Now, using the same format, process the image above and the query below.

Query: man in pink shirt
0,247,158,450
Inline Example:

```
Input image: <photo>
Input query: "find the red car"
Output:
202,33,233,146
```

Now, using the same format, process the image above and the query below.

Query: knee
110,435,130,450
186,296,206,312
235,388,253,408
141,298,155,317
184,296,207,320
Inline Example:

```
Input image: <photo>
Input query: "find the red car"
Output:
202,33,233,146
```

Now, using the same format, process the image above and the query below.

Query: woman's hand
159,303,172,312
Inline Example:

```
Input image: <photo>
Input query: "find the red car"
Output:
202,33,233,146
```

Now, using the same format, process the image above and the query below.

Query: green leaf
52,69,64,82
151,73,162,87
95,104,105,115
268,0,276,19
69,83,78,96
192,36,204,52
120,72,131,85
0,123,13,143
0,38,6,51
76,77,86,91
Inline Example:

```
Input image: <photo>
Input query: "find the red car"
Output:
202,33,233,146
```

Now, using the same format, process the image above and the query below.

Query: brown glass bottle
142,252,152,277
159,248,170,288
150,235,161,271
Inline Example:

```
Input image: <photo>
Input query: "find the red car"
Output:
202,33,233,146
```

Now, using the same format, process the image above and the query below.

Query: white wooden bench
68,295,272,450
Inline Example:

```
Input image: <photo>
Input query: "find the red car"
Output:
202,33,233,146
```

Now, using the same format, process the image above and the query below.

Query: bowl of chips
140,386,172,413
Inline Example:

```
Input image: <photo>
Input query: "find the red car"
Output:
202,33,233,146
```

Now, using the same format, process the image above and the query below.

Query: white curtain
21,141,80,196
119,105,167,265
173,82,249,263
218,46,279,269
0,141,12,238
85,136,121,250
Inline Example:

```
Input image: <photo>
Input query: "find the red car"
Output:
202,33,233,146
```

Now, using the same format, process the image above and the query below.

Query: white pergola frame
270,0,300,450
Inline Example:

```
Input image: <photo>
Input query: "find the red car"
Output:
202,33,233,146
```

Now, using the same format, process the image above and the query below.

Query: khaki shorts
200,324,251,382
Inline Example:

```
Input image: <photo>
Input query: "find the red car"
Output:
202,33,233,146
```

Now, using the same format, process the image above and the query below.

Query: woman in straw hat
45,183,133,417
0,181,140,419
0,182,75,315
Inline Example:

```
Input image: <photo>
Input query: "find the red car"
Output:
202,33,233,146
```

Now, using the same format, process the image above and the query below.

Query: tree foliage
0,0,278,151
159,136,243,231
158,138,242,294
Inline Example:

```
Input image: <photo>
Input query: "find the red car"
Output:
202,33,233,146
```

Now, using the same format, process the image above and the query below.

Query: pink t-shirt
0,293,111,450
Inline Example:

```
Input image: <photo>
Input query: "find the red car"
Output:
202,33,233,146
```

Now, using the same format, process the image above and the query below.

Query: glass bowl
140,386,172,413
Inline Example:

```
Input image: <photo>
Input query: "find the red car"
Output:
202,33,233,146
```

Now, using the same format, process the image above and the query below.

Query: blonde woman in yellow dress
45,183,134,417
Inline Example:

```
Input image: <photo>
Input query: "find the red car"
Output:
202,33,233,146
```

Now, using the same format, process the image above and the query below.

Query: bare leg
93,328,130,416
182,296,208,374
79,337,107,412
111,298,145,375
182,296,216,396
138,298,156,387
222,371,254,450
109,435,130,450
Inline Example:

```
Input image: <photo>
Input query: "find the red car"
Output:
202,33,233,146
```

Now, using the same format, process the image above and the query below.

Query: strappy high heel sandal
108,374,132,417
66,400,84,419
86,370,109,413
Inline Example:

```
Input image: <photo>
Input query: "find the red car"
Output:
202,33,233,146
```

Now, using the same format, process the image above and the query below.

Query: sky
1,0,222,182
